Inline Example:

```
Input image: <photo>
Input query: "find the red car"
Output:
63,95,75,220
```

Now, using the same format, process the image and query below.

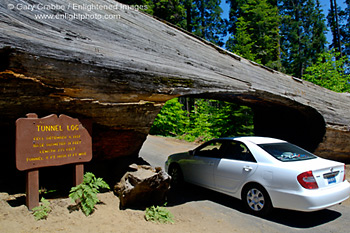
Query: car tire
242,184,272,216
168,164,184,189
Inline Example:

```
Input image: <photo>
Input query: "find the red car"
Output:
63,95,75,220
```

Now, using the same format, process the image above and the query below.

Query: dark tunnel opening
253,103,326,152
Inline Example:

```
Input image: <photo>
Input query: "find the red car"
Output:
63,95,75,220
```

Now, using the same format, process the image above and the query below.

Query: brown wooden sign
16,114,92,171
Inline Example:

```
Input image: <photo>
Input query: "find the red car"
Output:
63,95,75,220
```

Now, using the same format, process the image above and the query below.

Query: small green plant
145,204,174,224
39,188,57,195
69,172,110,216
32,197,51,220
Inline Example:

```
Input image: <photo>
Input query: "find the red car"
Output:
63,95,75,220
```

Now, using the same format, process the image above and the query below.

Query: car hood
168,152,190,161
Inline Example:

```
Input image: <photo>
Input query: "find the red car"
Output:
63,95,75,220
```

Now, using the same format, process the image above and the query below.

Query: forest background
119,0,350,142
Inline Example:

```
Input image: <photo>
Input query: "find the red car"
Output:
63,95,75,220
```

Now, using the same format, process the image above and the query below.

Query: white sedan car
165,136,350,216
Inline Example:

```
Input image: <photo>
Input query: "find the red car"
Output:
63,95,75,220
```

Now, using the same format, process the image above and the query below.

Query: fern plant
145,204,174,224
32,197,51,220
69,172,110,216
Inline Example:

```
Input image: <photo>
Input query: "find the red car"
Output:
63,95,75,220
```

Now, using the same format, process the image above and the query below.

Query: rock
114,164,171,209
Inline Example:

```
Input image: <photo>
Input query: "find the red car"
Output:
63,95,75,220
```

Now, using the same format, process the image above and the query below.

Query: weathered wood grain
1,0,349,161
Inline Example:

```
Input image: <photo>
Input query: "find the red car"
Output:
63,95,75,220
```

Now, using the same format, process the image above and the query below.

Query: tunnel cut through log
1,0,350,183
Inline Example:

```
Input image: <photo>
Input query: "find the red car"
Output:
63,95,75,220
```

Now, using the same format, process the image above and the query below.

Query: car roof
217,136,287,145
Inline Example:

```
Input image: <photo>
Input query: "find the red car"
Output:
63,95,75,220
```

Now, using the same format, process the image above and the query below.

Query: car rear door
214,141,258,194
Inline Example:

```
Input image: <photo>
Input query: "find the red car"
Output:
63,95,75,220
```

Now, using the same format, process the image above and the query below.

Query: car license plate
327,176,336,184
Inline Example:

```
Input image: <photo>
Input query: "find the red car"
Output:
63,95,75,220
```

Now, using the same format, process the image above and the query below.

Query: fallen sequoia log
0,0,350,168
114,164,171,209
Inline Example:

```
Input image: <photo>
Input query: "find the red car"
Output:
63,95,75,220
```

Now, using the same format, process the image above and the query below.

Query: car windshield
258,142,317,162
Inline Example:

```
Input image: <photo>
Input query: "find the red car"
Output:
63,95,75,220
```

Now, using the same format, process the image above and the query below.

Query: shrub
69,172,110,216
145,204,174,224
32,197,51,220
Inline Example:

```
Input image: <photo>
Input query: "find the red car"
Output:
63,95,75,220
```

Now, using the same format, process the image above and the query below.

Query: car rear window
258,142,317,162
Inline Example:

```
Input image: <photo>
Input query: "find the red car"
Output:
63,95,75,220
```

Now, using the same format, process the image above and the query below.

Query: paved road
139,135,198,169
139,135,350,233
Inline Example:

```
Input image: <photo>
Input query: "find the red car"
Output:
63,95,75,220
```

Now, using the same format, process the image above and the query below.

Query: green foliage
340,1,350,63
150,98,189,137
119,0,226,47
150,98,254,143
191,0,227,46
69,172,110,216
184,99,254,142
182,99,215,142
119,0,349,78
39,188,56,195
279,0,327,77
226,16,256,61
302,50,350,92
327,0,349,58
226,0,281,70
32,197,51,220
148,0,187,28
145,204,174,224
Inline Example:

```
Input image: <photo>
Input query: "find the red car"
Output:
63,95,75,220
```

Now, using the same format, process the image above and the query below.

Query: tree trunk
0,0,349,165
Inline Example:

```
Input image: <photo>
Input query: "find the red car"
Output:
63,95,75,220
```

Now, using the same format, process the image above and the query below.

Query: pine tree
328,0,343,56
188,0,227,46
226,0,281,70
338,0,350,71
151,0,187,28
311,0,328,58
182,0,195,32
117,0,186,27
119,0,226,47
341,1,350,56
279,0,327,78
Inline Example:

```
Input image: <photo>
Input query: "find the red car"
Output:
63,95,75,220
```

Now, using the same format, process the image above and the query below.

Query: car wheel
242,184,272,216
168,164,184,189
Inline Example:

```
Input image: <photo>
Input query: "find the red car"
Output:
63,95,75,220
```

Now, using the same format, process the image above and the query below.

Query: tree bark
0,0,349,162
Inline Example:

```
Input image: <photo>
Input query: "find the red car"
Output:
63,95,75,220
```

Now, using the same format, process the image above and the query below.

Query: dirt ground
0,190,243,233
1,136,349,233
0,136,237,233
0,136,240,233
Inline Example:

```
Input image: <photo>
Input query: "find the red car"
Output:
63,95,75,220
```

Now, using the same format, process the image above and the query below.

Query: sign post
16,113,92,210
26,169,39,210
74,164,84,186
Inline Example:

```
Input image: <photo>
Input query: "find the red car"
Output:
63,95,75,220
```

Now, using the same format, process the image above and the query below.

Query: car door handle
209,162,214,166
243,166,253,172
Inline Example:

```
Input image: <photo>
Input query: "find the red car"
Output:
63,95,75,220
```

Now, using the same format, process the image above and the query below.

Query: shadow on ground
167,183,341,229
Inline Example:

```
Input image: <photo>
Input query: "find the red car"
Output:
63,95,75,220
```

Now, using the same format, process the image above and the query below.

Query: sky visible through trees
220,0,347,46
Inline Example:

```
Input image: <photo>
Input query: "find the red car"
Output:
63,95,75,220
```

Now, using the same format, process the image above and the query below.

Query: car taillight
297,171,318,189
343,165,347,182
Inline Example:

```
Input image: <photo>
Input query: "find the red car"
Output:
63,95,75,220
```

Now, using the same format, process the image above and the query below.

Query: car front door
185,140,223,189
214,141,258,194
